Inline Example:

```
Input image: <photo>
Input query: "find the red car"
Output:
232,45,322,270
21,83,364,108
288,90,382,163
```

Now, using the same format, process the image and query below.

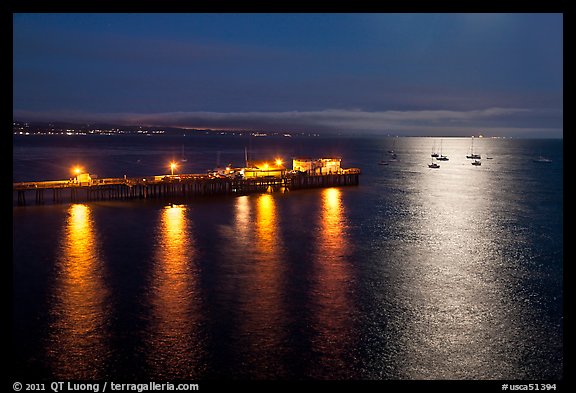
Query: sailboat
428,157,440,168
431,139,439,157
436,139,449,161
180,145,188,162
466,136,481,159
533,155,552,163
378,150,389,165
388,137,397,154
386,137,398,160
471,159,481,166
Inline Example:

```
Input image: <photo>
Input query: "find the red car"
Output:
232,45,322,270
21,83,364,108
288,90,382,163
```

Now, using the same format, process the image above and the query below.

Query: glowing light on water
147,204,204,378
48,204,109,379
311,187,354,378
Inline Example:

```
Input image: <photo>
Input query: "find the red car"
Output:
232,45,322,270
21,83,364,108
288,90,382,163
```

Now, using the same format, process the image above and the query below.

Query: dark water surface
12,135,563,380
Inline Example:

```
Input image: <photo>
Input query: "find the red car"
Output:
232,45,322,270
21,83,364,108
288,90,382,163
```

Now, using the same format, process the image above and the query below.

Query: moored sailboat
428,157,440,168
533,155,552,163
466,136,481,159
431,139,439,157
436,139,449,161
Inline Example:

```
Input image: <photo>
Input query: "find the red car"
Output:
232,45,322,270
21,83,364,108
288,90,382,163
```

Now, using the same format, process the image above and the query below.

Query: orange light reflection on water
252,194,286,367
147,204,204,378
311,188,354,377
48,204,109,379
232,194,287,377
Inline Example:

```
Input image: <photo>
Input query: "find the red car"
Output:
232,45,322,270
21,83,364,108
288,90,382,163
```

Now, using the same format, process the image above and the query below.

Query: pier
13,170,360,206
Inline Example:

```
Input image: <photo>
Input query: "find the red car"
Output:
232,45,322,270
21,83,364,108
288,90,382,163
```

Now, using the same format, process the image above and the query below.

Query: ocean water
12,135,563,381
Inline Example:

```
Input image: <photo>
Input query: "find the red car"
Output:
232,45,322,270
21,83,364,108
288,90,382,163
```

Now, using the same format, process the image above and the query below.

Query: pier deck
13,170,360,206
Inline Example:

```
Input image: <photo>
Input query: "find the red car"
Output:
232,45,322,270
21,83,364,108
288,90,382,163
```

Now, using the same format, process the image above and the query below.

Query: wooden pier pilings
13,171,360,206
288,172,359,190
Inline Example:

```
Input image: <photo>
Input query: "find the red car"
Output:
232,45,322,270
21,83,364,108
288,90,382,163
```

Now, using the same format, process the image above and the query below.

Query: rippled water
12,135,563,380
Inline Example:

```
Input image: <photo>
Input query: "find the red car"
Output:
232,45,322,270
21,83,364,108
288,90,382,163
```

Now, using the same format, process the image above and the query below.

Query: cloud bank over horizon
13,107,562,138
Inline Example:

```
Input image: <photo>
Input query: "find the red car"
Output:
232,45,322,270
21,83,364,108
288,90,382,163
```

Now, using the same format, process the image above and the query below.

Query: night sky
13,13,563,137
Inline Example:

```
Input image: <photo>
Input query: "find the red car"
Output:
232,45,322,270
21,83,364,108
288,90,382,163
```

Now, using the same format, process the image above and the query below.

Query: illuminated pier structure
13,158,360,206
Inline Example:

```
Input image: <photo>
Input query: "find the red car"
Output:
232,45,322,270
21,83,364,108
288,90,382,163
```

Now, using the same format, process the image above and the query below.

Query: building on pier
242,160,286,179
292,157,342,175
74,172,92,186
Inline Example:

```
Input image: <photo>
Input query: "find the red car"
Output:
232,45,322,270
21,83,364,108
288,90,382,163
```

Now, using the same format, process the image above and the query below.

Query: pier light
275,158,283,167
170,161,178,176
72,166,82,176
263,163,269,170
